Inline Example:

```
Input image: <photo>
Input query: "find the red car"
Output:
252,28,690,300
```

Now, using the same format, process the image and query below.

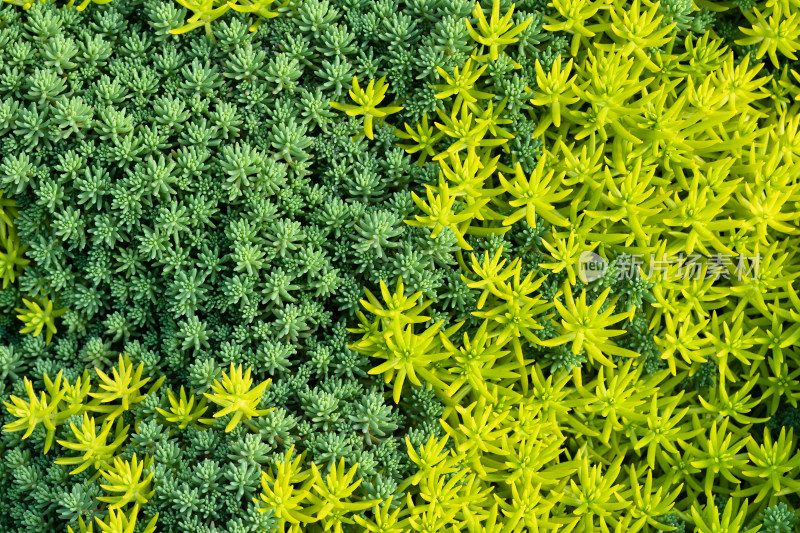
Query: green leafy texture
1,0,800,531
0,1,466,530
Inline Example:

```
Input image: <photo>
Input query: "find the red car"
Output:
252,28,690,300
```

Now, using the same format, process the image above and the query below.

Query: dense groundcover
1,0,800,531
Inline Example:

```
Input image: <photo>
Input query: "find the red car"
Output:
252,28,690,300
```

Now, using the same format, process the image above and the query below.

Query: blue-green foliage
0,0,478,530
760,502,800,533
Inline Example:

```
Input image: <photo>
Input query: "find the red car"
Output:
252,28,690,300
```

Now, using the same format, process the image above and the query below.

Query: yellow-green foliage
342,0,800,530
466,0,533,61
256,447,376,533
67,507,158,533
97,454,155,509
2,355,161,463
89,505,158,533
227,0,284,31
204,363,273,432
155,385,211,428
2,371,79,453
15,296,66,344
169,0,233,37
55,413,130,475
329,76,404,140
737,0,800,66
89,354,165,421
0,189,19,240
2,0,799,530
62,0,110,10
3,356,162,531
169,0,286,36
0,190,28,289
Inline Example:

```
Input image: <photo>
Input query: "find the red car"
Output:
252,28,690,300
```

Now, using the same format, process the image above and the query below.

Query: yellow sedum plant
89,354,165,421
97,454,156,509
204,363,273,431
0,226,29,290
256,447,379,533
169,0,232,37
15,297,66,345
155,385,212,428
2,371,78,453
329,76,403,140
